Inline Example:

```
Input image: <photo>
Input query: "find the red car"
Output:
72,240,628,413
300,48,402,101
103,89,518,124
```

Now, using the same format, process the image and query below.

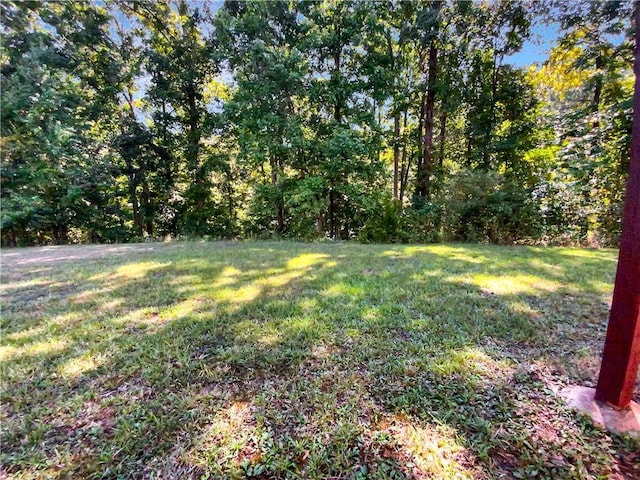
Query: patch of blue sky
505,21,558,67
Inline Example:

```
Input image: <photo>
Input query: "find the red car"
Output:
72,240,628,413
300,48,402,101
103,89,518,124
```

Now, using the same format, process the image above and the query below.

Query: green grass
1,241,638,479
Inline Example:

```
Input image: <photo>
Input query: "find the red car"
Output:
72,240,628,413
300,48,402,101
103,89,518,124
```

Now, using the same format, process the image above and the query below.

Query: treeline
1,0,634,246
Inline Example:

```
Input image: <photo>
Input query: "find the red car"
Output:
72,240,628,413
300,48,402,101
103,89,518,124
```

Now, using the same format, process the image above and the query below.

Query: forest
1,0,635,247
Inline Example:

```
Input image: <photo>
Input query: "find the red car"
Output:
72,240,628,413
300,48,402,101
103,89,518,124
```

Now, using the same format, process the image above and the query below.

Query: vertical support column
594,2,640,409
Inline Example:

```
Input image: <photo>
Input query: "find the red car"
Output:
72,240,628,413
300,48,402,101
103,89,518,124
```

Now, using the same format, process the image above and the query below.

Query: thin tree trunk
129,180,142,237
186,82,202,200
161,101,173,186
592,55,603,129
124,158,143,238
329,186,337,239
416,94,426,181
485,50,500,169
330,39,343,239
399,110,409,203
52,224,68,245
226,167,235,232
393,112,400,200
141,179,153,236
271,158,285,233
438,111,447,169
9,227,17,247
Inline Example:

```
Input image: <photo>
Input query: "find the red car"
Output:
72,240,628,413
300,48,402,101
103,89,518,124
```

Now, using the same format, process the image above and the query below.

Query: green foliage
360,199,408,244
0,0,634,246
1,1,124,245
443,171,541,244
285,176,328,239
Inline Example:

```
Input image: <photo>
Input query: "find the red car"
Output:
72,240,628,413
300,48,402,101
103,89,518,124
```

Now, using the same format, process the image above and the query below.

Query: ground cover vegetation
1,241,639,479
1,0,635,246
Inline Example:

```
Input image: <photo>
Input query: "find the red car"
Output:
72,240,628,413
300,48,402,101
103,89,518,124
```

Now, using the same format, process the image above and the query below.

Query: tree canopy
1,0,635,246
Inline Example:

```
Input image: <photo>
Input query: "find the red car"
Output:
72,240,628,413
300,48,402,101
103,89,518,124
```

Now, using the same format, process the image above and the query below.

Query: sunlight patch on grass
58,352,106,378
114,261,172,280
213,266,242,288
111,307,166,330
288,316,315,335
286,253,329,269
382,245,486,264
72,288,104,303
583,279,615,295
450,273,560,295
101,298,124,312
509,300,542,317
185,400,256,471
260,269,305,288
555,248,617,261
323,283,364,297
432,347,513,380
258,333,281,346
423,247,488,264
217,284,262,304
213,254,333,308
161,298,206,321
527,258,563,271
4,324,47,342
299,298,318,312
385,415,475,479
0,337,69,361
50,311,84,329
362,306,381,321
0,277,50,293
409,269,446,281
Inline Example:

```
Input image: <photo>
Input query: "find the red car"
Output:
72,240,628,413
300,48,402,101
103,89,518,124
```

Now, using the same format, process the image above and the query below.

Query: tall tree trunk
594,4,640,408
592,55,603,129
387,26,400,202
8,227,17,247
226,167,235,233
438,111,447,169
329,40,343,239
416,94,426,181
125,161,143,238
141,179,153,236
52,224,68,245
186,82,202,208
484,50,499,170
416,41,438,201
329,185,337,239
270,158,285,233
333,43,342,125
399,111,409,204
393,112,400,200
161,101,173,187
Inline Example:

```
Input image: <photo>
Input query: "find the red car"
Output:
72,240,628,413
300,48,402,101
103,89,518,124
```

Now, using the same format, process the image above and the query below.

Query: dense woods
1,0,635,246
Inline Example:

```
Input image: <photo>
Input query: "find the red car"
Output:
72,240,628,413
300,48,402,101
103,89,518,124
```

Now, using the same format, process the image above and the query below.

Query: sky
506,21,559,67
100,0,556,69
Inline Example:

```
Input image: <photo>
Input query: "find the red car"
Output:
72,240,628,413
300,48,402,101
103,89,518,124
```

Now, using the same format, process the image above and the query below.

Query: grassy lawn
1,241,639,479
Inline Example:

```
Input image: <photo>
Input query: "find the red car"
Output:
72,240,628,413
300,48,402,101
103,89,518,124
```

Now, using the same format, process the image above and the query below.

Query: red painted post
594,3,640,409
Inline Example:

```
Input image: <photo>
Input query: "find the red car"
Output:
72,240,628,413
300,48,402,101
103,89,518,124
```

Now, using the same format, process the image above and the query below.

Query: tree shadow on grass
1,242,637,479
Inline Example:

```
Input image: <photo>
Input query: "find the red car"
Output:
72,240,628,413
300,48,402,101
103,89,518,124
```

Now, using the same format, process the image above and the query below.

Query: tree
123,0,232,237
216,0,307,235
594,0,640,409
1,1,125,245
301,0,385,239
